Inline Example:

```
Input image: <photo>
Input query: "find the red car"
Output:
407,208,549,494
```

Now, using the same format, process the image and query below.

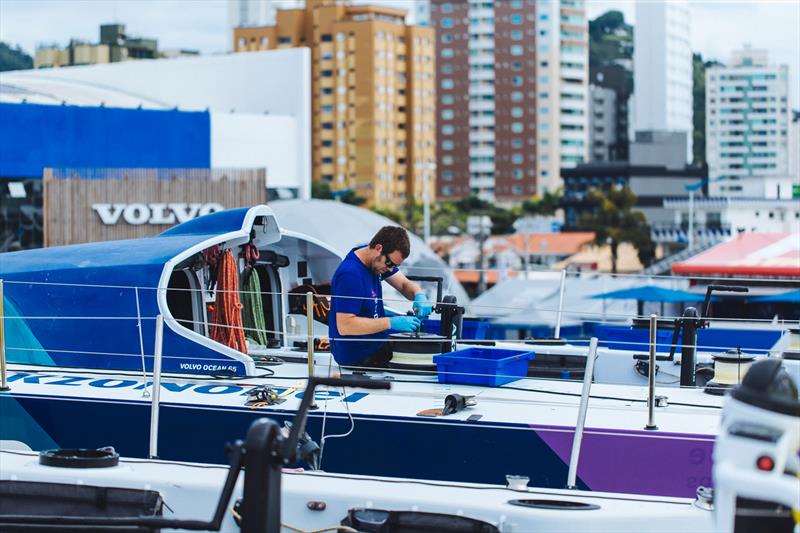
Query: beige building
234,1,436,210
35,41,110,68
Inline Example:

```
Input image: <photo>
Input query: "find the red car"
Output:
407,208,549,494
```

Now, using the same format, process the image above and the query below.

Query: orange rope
210,250,247,352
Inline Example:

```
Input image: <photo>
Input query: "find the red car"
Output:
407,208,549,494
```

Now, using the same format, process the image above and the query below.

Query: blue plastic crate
433,347,535,387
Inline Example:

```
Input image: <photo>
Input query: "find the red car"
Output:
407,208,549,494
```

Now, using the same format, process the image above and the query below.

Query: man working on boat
329,226,433,369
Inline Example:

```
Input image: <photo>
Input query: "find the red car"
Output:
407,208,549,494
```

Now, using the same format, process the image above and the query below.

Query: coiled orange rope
210,250,247,352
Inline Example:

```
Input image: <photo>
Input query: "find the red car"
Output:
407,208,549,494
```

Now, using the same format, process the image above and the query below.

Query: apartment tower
706,45,791,197
536,0,590,192
633,0,693,162
234,1,436,209
427,0,587,202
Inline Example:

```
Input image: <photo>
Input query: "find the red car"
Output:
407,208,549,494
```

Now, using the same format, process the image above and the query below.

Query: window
441,109,454,120
441,79,454,89
321,70,333,77
442,95,454,105
441,3,453,13
511,14,523,24
442,125,455,135
441,17,453,28
321,140,333,147
512,169,523,179
511,61,522,71
442,171,453,181
511,107,524,118
512,76,523,86
441,33,453,43
511,139,523,149
278,36,291,44
442,64,453,74
511,154,524,164
442,156,454,165
510,30,523,41
511,122,524,133
442,186,453,195
441,48,454,58
321,34,332,42
442,140,454,150
511,91,523,102
321,104,333,113
510,45,524,56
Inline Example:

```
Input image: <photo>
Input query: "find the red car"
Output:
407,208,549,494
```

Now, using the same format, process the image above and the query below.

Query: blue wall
0,103,211,178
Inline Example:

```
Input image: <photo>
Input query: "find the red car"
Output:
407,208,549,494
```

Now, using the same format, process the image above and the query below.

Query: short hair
369,226,410,258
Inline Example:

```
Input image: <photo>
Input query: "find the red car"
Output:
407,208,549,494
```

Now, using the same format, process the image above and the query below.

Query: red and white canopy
672,233,800,278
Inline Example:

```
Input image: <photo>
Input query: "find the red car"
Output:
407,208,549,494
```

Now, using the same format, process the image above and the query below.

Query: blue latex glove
389,315,421,332
413,293,433,318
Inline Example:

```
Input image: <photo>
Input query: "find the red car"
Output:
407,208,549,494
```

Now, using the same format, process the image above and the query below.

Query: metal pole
148,314,164,458
566,337,598,489
306,292,317,410
306,292,314,377
688,190,695,248
554,269,567,338
477,231,487,295
423,174,431,245
0,280,9,391
645,314,658,430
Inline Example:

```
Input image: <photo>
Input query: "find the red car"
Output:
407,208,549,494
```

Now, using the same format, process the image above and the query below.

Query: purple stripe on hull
534,425,714,497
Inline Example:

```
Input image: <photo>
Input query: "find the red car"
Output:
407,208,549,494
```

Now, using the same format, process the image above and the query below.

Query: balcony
650,223,732,244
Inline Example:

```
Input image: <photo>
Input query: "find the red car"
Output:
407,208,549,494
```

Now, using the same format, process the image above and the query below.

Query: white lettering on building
92,203,224,225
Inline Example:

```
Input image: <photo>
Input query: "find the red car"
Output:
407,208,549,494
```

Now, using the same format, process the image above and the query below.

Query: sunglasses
383,254,397,269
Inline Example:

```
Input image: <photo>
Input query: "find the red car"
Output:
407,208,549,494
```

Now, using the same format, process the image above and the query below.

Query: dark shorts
343,343,392,370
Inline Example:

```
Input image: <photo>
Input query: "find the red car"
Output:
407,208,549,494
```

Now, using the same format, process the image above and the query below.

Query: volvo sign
92,203,224,225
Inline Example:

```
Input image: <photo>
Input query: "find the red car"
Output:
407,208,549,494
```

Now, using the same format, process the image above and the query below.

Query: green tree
577,186,655,273
0,42,33,72
692,53,723,166
589,10,633,67
311,181,365,206
521,189,561,216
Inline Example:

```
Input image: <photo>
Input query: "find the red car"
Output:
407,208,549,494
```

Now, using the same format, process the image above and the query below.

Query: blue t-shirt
329,246,398,365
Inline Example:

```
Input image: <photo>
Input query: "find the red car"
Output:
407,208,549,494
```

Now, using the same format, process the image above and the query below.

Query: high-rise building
706,45,792,197
233,1,436,210
427,0,587,202
227,0,304,50
588,66,632,162
588,84,616,162
536,0,589,193
633,0,692,162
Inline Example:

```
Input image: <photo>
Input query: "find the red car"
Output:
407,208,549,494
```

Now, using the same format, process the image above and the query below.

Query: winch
388,276,464,371
389,332,451,371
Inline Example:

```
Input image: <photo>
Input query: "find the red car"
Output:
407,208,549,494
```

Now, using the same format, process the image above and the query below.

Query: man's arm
337,313,391,336
385,271,423,300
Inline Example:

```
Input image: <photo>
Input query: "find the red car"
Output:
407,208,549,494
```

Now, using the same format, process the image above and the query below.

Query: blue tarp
588,286,705,302
0,102,210,178
749,290,800,303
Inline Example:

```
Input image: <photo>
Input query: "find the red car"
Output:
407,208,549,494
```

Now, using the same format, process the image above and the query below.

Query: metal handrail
566,336,598,489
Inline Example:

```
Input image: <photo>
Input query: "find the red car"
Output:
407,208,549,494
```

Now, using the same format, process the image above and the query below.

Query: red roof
502,232,596,256
672,233,800,278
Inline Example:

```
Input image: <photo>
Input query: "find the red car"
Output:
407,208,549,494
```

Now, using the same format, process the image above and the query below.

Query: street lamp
467,215,492,294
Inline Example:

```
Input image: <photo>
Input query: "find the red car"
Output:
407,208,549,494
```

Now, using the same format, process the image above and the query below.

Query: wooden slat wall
44,168,267,246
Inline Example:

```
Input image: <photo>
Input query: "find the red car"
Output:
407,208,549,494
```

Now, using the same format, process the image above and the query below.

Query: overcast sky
1,0,798,105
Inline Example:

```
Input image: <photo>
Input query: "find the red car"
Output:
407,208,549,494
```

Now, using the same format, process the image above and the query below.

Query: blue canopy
749,290,800,303
588,286,706,302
